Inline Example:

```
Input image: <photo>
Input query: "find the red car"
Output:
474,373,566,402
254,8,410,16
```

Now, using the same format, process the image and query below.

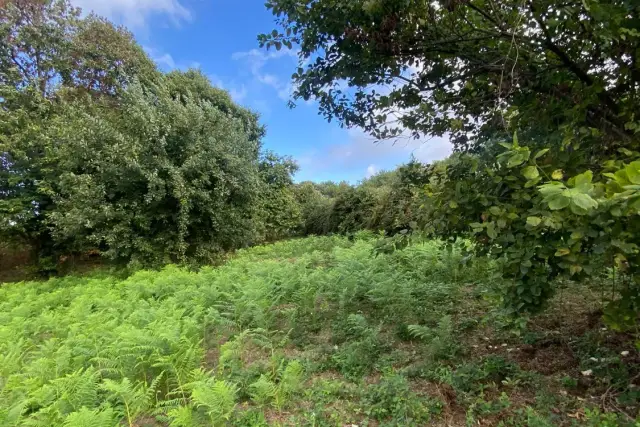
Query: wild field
0,235,637,426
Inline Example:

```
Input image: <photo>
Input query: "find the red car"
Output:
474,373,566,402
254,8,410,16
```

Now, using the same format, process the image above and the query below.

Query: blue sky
71,0,452,183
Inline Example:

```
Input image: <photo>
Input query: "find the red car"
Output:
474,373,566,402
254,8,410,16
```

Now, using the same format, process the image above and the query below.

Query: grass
0,234,638,426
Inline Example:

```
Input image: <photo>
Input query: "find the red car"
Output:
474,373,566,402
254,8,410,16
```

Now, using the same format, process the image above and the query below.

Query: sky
70,0,452,183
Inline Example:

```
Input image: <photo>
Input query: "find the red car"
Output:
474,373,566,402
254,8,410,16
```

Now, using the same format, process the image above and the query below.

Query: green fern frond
191,380,238,424
167,405,195,427
248,375,276,406
273,360,304,410
50,368,99,414
62,406,117,427
407,324,432,341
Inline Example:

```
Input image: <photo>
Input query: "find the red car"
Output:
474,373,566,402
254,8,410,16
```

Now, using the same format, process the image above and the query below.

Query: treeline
0,0,306,269
292,161,428,236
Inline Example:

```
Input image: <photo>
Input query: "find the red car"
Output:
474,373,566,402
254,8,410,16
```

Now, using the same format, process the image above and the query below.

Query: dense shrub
0,0,300,268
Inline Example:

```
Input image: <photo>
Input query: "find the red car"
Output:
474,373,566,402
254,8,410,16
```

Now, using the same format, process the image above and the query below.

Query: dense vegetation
0,0,299,269
261,0,640,327
2,235,638,426
2,0,639,424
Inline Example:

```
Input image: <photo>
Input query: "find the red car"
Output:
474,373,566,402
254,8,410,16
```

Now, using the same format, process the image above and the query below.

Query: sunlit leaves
526,217,541,227
551,170,564,180
522,166,539,180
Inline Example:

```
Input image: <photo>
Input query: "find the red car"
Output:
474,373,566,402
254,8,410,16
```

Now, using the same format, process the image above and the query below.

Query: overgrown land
1,235,638,426
2,0,640,425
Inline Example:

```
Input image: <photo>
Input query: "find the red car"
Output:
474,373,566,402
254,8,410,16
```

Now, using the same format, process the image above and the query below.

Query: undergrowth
0,234,638,426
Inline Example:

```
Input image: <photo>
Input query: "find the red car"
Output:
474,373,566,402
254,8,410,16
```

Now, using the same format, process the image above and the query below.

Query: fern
167,405,196,427
100,377,154,427
249,375,276,406
62,406,117,427
273,360,304,410
407,324,433,341
191,380,238,425
50,368,99,415
1,236,503,425
408,316,458,360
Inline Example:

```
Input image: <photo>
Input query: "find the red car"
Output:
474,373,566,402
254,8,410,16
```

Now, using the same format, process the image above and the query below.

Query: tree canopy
261,0,638,152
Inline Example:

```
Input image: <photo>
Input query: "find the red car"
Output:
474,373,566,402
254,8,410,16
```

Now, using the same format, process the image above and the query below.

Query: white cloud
209,74,248,104
144,46,199,71
232,48,298,101
366,164,379,178
298,127,452,180
154,53,176,69
209,75,225,89
229,86,248,103
71,0,191,28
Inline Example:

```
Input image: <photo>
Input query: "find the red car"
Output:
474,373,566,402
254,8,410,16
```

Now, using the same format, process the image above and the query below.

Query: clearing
0,235,638,426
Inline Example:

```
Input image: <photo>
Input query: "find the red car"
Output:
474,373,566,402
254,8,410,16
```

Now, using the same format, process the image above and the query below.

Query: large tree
261,0,639,152
44,75,263,266
0,1,294,268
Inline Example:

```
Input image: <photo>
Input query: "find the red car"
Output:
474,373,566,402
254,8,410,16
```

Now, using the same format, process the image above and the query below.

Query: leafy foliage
262,0,640,326
262,0,638,152
0,0,301,268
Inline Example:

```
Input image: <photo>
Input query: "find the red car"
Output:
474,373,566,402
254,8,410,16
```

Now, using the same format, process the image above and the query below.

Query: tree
261,0,640,321
0,0,157,98
256,152,302,241
62,14,159,96
45,78,263,266
261,0,638,152
366,163,429,233
1,1,270,268
0,0,79,96
294,181,336,235
165,69,264,150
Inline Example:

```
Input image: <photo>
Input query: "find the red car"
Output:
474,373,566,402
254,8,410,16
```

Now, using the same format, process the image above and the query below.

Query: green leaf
569,265,583,275
571,193,598,212
486,223,497,239
489,206,501,216
625,161,640,185
573,170,593,191
449,201,458,209
524,177,542,188
539,182,564,197
526,216,541,227
534,148,549,159
555,248,570,257
547,194,570,210
522,166,539,180
507,153,525,168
